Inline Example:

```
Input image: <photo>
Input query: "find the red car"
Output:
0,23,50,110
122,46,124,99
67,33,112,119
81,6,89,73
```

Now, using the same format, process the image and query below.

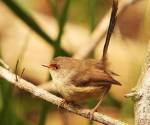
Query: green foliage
0,79,30,125
88,0,97,32
121,99,134,117
55,0,70,44
49,0,59,20
38,102,49,125
106,94,121,108
2,0,70,56
49,0,71,57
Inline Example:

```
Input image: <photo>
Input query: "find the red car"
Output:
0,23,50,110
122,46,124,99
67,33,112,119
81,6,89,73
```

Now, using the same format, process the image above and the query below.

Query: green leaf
38,101,49,125
49,0,71,57
88,0,97,32
49,0,59,20
49,0,70,46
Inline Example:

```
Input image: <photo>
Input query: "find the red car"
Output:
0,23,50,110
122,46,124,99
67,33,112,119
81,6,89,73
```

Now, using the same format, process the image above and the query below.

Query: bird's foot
88,108,97,120
57,99,66,109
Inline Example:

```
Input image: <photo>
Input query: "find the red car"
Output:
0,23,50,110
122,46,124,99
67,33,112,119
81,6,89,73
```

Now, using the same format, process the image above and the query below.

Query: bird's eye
50,63,60,70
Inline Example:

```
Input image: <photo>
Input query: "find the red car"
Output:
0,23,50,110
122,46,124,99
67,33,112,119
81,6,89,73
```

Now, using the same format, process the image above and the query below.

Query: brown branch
0,65,127,125
73,0,139,59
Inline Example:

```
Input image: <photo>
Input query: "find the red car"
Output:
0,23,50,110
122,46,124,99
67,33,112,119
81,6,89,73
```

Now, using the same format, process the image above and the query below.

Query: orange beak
41,64,51,68
42,63,59,69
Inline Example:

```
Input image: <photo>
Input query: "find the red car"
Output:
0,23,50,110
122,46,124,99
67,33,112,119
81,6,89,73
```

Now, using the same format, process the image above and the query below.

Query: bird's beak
42,63,58,69
41,64,51,68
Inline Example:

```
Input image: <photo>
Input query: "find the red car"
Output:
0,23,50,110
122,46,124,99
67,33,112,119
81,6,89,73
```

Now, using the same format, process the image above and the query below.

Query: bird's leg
88,85,111,120
58,100,81,109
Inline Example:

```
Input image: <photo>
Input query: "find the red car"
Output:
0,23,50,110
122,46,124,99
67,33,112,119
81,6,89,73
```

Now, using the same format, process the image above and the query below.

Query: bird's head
42,57,80,81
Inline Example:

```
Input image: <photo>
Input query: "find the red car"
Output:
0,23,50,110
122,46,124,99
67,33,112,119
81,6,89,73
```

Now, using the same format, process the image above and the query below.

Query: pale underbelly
56,84,105,102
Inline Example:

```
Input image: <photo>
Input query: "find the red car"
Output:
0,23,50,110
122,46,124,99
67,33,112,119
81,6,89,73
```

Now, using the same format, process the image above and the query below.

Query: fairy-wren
42,0,120,119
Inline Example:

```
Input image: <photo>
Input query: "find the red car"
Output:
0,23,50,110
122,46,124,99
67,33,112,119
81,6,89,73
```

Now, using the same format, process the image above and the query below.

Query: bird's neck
51,69,76,85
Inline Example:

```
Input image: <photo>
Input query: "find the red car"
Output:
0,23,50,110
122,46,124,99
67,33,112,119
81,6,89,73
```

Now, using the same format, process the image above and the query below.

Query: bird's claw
57,99,66,109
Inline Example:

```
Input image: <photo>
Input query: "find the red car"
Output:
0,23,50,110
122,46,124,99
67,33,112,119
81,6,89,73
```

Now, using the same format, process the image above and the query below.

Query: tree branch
73,0,139,59
129,42,150,125
0,65,127,125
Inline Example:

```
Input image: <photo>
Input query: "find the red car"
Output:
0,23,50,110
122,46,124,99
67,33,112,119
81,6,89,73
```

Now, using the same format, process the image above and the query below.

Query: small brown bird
42,0,120,119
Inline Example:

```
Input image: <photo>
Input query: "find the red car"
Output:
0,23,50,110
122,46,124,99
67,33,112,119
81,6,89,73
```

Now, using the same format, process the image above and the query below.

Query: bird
42,0,120,119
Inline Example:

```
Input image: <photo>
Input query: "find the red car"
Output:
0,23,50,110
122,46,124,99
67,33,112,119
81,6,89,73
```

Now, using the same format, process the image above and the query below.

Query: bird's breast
55,83,104,102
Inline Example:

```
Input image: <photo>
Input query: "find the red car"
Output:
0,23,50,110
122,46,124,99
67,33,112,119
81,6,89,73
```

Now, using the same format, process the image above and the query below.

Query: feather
71,68,121,87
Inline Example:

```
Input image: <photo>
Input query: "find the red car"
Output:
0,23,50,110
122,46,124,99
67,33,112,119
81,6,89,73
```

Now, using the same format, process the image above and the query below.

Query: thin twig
21,68,25,78
73,0,139,59
0,65,127,125
15,59,19,82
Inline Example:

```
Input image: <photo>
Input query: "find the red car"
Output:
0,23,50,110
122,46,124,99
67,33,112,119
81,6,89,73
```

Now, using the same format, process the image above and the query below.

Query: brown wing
71,68,121,87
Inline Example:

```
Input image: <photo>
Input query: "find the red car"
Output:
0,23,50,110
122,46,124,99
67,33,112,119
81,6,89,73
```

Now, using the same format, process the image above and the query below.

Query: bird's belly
56,84,104,102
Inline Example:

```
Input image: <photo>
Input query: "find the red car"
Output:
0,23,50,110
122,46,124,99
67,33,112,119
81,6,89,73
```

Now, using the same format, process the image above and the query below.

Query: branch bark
73,0,139,59
0,65,127,125
132,42,150,125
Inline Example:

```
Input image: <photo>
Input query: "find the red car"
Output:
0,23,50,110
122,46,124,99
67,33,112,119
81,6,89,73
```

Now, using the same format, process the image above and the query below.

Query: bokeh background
0,0,150,125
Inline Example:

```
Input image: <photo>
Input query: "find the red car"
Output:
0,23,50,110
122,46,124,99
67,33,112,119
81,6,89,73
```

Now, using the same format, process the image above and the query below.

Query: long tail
101,0,118,66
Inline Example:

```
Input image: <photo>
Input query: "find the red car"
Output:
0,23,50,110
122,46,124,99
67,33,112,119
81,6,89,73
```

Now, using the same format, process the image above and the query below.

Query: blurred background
0,0,150,125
